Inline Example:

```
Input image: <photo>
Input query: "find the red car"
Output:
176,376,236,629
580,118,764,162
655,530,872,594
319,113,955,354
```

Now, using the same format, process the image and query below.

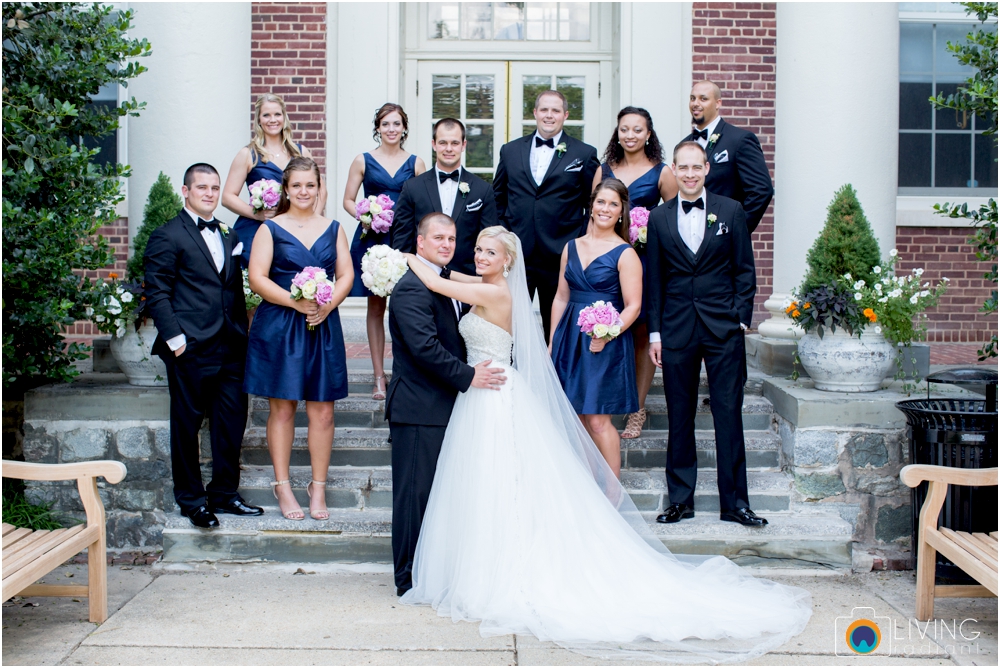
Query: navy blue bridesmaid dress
551,240,639,415
233,147,301,268
348,152,417,297
600,162,665,324
244,219,348,402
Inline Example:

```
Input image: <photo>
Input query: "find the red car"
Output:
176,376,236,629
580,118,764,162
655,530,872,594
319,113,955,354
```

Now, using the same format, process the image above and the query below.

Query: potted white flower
90,275,166,386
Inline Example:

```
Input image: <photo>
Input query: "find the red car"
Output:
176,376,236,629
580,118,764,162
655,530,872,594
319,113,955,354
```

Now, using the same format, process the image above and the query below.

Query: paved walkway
3,564,995,666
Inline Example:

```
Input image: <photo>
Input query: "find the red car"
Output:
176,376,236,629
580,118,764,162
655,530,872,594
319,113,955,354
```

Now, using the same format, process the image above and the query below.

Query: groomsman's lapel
706,118,726,155
448,168,467,227
538,133,569,187
519,135,536,191
663,198,694,267
180,211,222,282
423,172,444,212
221,226,233,280
693,193,719,265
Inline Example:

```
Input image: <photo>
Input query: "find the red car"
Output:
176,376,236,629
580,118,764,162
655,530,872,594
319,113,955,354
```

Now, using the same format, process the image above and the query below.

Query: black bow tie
692,128,709,141
440,266,452,279
535,136,555,149
681,198,705,214
439,170,459,183
197,218,219,232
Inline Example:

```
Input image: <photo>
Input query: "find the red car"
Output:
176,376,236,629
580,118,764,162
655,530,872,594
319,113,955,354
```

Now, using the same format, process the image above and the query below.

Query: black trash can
896,368,998,582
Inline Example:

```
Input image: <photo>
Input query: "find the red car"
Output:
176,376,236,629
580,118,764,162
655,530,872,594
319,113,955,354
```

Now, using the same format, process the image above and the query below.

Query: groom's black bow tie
681,198,705,214
692,128,709,141
197,218,219,232
440,266,452,279
535,136,555,149
438,170,459,183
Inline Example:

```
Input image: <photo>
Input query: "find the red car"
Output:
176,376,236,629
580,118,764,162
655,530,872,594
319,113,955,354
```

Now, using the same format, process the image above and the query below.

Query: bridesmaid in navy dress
246,157,353,522
223,93,327,268
592,107,677,440
342,103,426,400
551,179,642,478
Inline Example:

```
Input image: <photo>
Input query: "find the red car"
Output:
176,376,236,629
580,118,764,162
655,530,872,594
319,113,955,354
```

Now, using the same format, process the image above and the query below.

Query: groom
386,212,506,596
646,142,766,528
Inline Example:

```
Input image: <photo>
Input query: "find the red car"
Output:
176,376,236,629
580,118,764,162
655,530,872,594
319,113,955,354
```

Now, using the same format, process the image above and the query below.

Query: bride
400,226,811,663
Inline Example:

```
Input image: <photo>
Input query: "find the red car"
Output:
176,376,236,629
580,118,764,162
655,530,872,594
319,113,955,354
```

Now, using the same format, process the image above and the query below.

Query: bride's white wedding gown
401,312,812,663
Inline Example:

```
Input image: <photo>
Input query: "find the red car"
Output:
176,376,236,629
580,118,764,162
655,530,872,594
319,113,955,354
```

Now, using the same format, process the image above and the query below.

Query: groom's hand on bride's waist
470,360,507,391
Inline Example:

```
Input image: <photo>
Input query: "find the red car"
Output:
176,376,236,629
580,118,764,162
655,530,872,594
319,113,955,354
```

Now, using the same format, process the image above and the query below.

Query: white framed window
428,2,590,41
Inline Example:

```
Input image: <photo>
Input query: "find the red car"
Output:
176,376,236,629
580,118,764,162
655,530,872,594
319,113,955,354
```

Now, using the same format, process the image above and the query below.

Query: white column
759,2,899,339
126,2,251,239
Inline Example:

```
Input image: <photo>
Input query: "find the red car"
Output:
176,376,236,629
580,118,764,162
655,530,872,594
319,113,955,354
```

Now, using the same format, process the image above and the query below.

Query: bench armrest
2,460,127,484
900,465,998,490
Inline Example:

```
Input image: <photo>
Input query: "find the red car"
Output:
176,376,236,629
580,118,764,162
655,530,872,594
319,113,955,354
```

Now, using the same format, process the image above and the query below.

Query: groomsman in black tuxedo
144,163,263,529
683,81,773,234
646,142,766,528
493,90,599,338
392,118,497,275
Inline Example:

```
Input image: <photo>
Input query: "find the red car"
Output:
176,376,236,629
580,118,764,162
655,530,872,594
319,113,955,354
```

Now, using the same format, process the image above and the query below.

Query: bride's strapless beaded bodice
460,313,513,367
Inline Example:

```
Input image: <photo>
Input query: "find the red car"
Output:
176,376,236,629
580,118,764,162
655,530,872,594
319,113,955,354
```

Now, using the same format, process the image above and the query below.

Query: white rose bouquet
360,244,409,297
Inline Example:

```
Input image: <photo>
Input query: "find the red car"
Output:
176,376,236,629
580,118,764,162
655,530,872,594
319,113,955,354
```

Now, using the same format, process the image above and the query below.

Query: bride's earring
503,264,510,278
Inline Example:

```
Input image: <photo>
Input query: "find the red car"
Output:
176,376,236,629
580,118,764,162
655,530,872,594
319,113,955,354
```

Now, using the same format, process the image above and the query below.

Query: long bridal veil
505,234,812,663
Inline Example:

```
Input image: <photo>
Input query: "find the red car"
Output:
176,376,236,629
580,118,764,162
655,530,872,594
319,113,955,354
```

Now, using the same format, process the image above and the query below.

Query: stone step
234,466,793,512
238,428,782,470
248,394,776,432
160,508,852,568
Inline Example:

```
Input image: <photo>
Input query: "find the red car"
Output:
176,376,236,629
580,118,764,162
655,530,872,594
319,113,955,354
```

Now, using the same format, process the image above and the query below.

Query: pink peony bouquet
356,194,395,237
577,300,624,342
290,266,336,330
249,178,281,213
629,206,650,247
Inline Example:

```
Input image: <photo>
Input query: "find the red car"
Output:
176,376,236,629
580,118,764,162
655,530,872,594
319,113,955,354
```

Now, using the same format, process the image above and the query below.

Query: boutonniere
707,213,717,228
555,142,567,158
219,223,230,237
458,182,470,198
706,133,720,151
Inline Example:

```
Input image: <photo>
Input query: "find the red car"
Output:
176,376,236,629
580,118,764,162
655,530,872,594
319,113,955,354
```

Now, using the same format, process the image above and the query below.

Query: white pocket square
465,199,483,212
715,222,730,236
232,242,244,256
564,158,583,172
713,149,729,163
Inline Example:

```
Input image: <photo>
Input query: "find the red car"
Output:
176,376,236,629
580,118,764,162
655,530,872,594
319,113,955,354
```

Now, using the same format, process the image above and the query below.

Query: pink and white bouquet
577,300,624,342
629,206,650,248
290,266,336,330
356,194,395,238
361,245,408,297
249,178,281,213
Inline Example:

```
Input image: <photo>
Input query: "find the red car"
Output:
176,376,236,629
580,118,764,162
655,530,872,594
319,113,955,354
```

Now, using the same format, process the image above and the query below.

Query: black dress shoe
720,507,768,527
396,586,410,597
185,505,220,529
210,498,264,516
655,503,695,524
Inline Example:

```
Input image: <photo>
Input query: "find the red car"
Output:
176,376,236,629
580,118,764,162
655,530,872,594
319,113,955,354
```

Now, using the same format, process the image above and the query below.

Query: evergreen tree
127,172,182,280
801,184,882,293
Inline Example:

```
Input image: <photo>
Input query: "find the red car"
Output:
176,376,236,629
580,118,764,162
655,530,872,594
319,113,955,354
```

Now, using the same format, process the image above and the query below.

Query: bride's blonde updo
477,226,518,268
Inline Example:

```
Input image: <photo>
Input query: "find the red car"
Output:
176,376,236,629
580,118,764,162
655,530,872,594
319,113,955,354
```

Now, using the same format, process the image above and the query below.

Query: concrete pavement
3,564,996,666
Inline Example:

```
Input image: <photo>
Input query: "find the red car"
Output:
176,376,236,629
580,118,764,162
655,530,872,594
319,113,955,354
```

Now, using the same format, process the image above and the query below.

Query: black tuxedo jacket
391,167,497,274
144,210,248,358
493,133,599,277
684,118,773,234
647,192,756,348
385,270,475,426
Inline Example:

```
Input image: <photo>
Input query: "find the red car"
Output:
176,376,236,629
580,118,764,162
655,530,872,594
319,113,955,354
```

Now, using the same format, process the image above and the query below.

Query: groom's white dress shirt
417,254,461,320
435,166,459,218
165,207,225,352
529,130,562,186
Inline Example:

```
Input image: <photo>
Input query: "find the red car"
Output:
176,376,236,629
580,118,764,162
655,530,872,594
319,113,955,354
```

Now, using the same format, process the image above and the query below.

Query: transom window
428,2,590,41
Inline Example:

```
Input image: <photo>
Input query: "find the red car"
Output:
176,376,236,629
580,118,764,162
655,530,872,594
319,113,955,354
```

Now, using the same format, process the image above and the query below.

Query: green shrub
1,490,63,531
127,172,182,281
800,184,882,295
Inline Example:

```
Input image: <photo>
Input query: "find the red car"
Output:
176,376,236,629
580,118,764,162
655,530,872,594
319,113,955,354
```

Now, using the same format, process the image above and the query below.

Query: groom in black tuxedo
386,213,506,596
683,81,773,234
391,118,497,274
144,163,263,529
493,90,599,339
647,142,766,528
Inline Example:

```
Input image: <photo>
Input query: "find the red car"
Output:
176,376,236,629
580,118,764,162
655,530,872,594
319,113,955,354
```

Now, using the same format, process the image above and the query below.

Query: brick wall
65,218,130,342
692,2,777,325
895,226,998,344
251,2,327,171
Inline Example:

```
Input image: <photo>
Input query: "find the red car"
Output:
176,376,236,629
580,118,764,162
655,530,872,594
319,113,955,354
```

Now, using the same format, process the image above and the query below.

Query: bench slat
2,529,51,562
2,527,33,550
926,530,1000,594
2,523,20,537
1,525,84,576
19,584,89,598
935,584,996,598
971,532,999,553
940,528,999,571
2,526,100,601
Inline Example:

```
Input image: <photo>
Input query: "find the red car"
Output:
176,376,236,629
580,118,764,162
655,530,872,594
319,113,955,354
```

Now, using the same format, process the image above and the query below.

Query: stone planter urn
796,326,895,392
109,320,168,387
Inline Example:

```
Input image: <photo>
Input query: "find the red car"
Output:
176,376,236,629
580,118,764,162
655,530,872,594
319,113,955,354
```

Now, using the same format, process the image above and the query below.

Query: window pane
974,133,998,188
900,82,932,130
428,2,459,39
899,133,931,187
522,124,536,137
461,2,492,40
82,101,117,169
495,2,524,39
935,23,976,77
476,172,494,185
563,125,583,141
934,83,972,130
432,75,461,118
525,2,558,40
900,23,933,74
935,133,972,187
466,124,494,168
466,75,495,120
522,75,551,120
562,2,590,40
556,75,585,121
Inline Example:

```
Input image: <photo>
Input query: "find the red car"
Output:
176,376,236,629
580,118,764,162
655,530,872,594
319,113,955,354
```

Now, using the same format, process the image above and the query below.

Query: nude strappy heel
306,479,329,521
372,374,387,401
271,479,304,520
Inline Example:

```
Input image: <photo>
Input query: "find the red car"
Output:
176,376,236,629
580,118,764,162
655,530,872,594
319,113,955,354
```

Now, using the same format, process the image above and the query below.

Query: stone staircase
161,366,854,569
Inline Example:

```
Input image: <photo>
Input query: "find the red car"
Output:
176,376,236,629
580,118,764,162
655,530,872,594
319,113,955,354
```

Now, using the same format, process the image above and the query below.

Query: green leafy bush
1,490,63,531
800,184,882,295
127,172,182,281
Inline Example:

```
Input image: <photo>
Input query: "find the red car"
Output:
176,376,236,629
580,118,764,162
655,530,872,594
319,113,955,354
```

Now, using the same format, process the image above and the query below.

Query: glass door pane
508,61,599,148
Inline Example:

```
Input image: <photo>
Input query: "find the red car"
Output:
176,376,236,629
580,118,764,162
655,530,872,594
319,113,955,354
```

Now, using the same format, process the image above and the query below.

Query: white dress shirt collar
184,206,215,225
694,115,723,140
416,253,444,276
533,130,563,147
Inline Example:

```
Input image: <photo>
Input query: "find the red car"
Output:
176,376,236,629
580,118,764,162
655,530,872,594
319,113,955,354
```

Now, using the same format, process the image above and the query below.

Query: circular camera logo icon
846,619,881,654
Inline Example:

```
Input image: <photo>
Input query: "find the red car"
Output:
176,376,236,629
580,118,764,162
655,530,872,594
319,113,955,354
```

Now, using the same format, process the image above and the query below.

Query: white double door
413,61,601,181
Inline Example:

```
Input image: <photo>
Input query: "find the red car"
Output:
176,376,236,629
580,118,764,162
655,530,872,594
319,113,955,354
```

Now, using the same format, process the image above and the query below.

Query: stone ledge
746,334,930,380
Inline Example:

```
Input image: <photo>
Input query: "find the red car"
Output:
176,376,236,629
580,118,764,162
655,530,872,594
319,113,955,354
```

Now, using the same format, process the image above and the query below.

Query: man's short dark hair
672,141,707,164
417,212,455,238
534,89,568,112
183,163,220,187
433,118,466,142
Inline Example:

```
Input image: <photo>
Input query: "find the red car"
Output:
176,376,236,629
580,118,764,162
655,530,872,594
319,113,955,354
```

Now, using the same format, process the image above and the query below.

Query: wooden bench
2,460,127,623
899,464,998,621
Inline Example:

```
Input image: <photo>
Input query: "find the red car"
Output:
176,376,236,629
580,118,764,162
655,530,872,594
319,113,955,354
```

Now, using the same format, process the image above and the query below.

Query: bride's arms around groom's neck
405,254,510,311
